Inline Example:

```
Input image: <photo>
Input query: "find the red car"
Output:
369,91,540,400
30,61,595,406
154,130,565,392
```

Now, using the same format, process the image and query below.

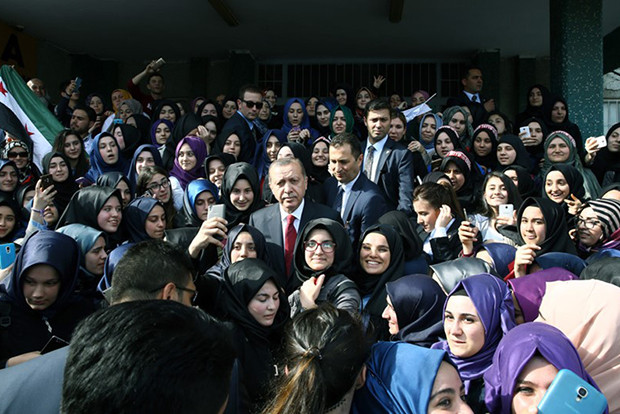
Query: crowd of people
0,61,619,414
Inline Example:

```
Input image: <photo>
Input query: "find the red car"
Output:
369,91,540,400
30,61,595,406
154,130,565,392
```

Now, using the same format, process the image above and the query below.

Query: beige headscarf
535,279,620,413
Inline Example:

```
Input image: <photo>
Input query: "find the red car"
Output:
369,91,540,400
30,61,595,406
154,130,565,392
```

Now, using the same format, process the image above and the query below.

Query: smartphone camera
5,246,10,254
577,387,588,400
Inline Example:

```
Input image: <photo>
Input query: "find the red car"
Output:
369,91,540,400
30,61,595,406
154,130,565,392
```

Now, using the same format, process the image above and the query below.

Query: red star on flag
0,81,7,96
24,124,34,136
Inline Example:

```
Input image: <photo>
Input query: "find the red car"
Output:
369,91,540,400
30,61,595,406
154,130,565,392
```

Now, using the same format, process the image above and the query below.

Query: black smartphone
40,174,54,190
41,335,69,354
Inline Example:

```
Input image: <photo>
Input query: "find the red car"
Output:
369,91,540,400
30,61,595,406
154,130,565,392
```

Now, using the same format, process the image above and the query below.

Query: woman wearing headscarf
484,322,602,414
111,124,142,161
573,198,620,260
122,197,166,243
289,218,359,317
83,132,128,185
417,112,443,163
542,130,600,199
377,210,427,274
218,258,290,413
352,342,474,414
474,243,517,279
502,165,538,199
56,224,108,305
505,197,577,279
0,159,19,199
470,123,499,172
254,129,286,186
439,150,482,211
56,186,124,248
328,104,355,140
150,119,174,154
542,164,584,220
126,113,151,142
96,172,132,208
535,279,620,412
431,273,516,412
487,111,513,139
309,136,331,184
382,274,446,347
0,194,23,243
496,134,533,172
162,113,203,170
169,136,208,211
96,242,134,300
281,98,319,145
152,99,181,126
180,179,219,227
517,116,548,174
544,96,583,156
586,122,620,185
117,98,143,122
515,84,552,127
221,162,263,229
432,125,463,169
127,144,163,190
443,106,474,149
1,138,39,186
352,224,404,341
311,100,334,137
506,267,577,324
0,231,96,368
41,152,78,215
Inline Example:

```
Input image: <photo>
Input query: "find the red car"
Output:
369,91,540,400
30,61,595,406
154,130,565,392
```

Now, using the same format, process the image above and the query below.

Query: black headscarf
385,274,446,347
543,96,583,154
503,165,538,199
377,210,424,261
543,163,585,201
221,162,263,228
207,224,270,280
116,124,142,161
309,137,331,183
580,257,620,287
0,159,18,199
498,134,533,171
516,84,552,126
127,114,151,143
152,100,181,126
15,182,34,223
471,123,499,171
519,116,548,163
293,218,354,283
440,150,481,211
353,224,405,317
41,152,78,214
0,193,22,243
517,197,577,255
590,122,620,184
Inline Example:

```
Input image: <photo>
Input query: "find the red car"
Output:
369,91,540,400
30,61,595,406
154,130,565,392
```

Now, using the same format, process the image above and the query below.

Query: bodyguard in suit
362,99,415,215
324,132,388,250
446,66,495,127
215,84,263,164
249,158,341,292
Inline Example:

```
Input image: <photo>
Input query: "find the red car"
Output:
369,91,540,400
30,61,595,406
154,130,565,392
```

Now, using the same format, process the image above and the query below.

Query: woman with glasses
573,198,620,261
1,139,39,186
289,218,360,317
136,166,177,228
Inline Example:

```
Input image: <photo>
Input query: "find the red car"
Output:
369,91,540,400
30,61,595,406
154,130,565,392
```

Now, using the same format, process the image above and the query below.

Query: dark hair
262,304,370,414
238,84,262,100
52,129,89,175
110,239,194,303
61,300,234,414
135,165,176,227
390,109,407,126
147,72,164,83
269,157,306,178
331,132,362,159
462,65,482,81
364,98,391,117
72,104,96,123
413,182,464,220
477,171,522,218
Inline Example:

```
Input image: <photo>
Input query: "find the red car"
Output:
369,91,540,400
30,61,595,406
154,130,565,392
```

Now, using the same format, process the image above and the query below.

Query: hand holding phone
499,204,514,218
538,369,607,414
0,243,15,270
519,126,531,138
151,58,166,71
40,174,54,190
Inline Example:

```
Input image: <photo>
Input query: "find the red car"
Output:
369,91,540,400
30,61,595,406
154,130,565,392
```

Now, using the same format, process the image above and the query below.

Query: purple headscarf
431,273,515,391
507,267,577,323
169,136,207,190
484,322,604,414
150,119,174,146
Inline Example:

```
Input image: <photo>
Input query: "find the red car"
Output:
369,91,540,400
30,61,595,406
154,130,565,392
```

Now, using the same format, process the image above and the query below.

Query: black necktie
334,185,344,216
471,95,478,103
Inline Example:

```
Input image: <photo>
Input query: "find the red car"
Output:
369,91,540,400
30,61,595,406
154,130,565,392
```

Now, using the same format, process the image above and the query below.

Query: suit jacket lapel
342,179,363,221
376,140,393,178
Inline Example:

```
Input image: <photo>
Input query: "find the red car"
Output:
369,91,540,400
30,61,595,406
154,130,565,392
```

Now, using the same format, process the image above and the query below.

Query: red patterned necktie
284,214,297,276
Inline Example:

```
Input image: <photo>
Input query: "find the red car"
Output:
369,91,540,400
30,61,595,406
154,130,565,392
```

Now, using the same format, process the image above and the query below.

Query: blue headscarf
181,179,220,227
97,243,134,293
83,132,128,184
281,98,311,133
123,197,164,243
57,224,106,269
127,144,163,188
353,342,452,414
253,129,286,180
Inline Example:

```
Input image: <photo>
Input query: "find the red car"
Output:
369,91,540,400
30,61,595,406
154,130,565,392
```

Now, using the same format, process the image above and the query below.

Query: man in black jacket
446,66,495,128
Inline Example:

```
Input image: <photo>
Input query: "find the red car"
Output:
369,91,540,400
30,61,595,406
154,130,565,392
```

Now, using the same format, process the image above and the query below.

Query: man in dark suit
324,132,388,250
249,158,341,292
446,66,495,127
216,84,263,163
362,99,415,215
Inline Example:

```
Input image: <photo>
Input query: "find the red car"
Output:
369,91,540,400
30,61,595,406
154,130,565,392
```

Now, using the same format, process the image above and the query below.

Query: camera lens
577,387,588,398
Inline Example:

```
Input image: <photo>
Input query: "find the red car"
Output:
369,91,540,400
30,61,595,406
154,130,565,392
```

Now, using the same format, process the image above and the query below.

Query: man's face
364,109,391,143
269,162,308,213
70,109,93,136
147,75,165,95
27,78,45,97
462,69,483,93
237,91,263,121
329,144,362,184
175,274,197,307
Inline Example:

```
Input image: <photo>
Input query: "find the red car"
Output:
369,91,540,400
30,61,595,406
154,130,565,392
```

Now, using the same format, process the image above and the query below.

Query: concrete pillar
550,0,603,136
474,49,501,109
228,51,256,97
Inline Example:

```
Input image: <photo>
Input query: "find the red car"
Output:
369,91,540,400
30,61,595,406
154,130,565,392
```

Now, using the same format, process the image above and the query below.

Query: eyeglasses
7,151,28,159
577,218,602,229
242,99,263,110
147,179,170,192
149,283,198,303
304,240,336,253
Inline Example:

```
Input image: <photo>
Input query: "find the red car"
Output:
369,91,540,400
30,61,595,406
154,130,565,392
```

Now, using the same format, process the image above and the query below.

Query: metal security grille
604,99,620,133
258,62,466,101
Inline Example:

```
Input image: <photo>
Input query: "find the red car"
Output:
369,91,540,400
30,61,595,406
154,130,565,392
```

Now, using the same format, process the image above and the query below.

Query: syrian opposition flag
0,65,59,169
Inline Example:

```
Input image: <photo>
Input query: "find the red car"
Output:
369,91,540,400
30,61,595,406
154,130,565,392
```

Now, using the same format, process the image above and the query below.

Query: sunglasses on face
242,100,263,110
8,151,28,158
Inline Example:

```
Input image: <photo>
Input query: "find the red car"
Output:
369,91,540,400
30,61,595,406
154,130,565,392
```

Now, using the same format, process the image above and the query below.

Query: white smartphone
152,58,166,71
499,204,514,218
207,204,226,220
519,126,531,138
595,135,607,149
